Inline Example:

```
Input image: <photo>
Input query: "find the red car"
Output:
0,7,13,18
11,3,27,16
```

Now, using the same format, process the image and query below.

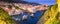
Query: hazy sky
23,0,56,5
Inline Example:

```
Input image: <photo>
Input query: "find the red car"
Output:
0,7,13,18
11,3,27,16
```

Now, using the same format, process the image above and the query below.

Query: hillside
0,0,41,6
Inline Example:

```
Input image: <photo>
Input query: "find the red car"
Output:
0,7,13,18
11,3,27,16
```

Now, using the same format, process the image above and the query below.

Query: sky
23,0,56,5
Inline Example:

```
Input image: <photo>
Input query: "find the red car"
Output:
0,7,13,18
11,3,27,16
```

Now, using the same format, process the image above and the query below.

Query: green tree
0,7,15,24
